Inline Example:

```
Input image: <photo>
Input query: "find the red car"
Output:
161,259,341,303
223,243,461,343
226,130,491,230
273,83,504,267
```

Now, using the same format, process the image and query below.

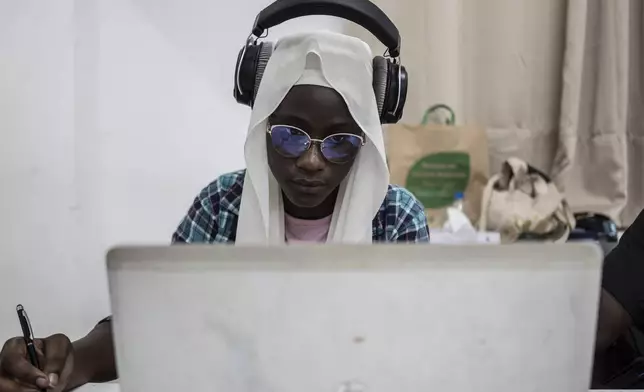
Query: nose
296,143,326,173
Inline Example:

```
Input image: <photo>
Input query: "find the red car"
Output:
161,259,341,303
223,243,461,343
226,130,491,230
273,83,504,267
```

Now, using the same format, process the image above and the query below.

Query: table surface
75,384,632,392
77,385,119,391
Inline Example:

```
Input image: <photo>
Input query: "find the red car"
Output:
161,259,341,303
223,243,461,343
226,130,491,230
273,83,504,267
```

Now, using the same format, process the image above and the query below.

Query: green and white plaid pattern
172,170,429,243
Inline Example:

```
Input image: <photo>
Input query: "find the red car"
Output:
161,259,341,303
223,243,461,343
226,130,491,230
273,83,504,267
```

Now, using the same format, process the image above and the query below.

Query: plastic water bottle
443,191,472,233
452,191,465,212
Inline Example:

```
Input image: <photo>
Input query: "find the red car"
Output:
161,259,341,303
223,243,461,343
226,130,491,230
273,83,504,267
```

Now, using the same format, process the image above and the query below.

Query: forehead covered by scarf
236,31,390,244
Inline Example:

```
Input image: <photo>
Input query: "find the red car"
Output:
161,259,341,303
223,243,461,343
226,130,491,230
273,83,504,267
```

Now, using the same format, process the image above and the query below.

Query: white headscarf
236,31,389,245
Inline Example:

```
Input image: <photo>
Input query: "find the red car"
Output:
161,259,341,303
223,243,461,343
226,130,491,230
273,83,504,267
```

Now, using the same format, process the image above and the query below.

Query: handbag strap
505,157,529,173
502,158,530,192
478,173,501,231
478,158,541,232
421,104,456,125
553,200,577,243
479,158,528,231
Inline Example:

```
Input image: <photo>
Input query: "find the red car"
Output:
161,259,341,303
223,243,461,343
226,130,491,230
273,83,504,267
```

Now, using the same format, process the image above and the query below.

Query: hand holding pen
16,305,43,387
0,305,74,391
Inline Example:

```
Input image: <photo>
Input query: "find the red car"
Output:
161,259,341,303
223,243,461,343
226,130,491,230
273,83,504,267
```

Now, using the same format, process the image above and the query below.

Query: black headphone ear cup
395,64,408,122
233,46,247,105
372,56,389,121
234,43,260,106
381,61,408,124
252,42,274,107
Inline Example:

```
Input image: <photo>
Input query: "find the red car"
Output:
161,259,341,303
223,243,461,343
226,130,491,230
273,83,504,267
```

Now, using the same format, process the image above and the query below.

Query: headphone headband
252,0,401,57
234,0,408,123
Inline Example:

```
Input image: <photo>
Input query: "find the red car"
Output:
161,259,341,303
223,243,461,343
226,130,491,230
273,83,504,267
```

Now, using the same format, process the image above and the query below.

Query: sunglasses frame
267,124,365,164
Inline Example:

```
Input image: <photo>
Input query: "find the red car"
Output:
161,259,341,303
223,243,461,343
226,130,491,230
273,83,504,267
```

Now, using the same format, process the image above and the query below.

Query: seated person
0,31,428,391
597,208,644,348
593,208,644,386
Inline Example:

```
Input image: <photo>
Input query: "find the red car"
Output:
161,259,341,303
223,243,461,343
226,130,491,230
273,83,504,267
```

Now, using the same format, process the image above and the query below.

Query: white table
77,384,119,391
75,384,633,392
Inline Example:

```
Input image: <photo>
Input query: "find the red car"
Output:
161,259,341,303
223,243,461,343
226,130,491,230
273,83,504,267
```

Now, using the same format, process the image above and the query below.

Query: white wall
0,0,344,340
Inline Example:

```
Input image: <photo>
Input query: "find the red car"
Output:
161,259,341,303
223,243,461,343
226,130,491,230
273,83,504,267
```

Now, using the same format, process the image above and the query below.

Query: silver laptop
107,244,602,392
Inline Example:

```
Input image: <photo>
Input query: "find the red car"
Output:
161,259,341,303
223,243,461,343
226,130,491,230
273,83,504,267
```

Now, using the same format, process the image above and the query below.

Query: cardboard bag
386,105,490,228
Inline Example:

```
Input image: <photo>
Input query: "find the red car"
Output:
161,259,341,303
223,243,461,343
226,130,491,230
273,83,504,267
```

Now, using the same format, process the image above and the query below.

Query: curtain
552,0,644,226
348,0,644,226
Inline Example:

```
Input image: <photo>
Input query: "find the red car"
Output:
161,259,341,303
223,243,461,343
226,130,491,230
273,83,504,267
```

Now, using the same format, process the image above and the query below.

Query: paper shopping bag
386,105,490,228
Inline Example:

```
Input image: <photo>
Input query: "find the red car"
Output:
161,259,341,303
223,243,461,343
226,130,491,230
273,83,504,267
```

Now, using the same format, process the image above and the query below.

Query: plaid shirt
172,170,429,243
98,172,428,325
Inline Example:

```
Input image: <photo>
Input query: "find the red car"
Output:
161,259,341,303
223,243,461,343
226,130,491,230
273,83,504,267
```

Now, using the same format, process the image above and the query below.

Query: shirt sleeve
395,216,430,242
602,209,644,330
392,189,430,243
171,194,218,243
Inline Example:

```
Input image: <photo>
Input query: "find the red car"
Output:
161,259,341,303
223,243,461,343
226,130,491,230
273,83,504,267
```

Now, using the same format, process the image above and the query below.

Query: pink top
284,214,332,243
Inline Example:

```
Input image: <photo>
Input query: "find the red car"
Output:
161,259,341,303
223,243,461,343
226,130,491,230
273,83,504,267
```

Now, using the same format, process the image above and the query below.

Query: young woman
174,33,428,245
0,32,428,391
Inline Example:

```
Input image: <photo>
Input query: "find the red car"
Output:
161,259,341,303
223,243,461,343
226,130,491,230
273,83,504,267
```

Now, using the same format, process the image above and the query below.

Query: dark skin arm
595,289,633,353
594,209,644,354
66,321,117,390
0,321,116,392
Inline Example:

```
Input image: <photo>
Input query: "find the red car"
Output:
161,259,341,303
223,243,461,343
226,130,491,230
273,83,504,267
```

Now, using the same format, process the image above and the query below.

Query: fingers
48,355,73,392
0,377,28,392
0,335,73,392
33,339,45,371
32,340,43,353
42,334,73,391
0,338,49,389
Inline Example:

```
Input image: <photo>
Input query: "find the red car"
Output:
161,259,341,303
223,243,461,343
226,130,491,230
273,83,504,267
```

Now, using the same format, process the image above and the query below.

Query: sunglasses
267,124,365,164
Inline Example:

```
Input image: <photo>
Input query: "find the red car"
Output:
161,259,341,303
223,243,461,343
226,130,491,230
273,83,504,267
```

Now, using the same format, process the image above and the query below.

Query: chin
283,187,330,208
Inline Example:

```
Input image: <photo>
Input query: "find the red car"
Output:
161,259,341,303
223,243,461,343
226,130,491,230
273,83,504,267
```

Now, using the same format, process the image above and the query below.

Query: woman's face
267,85,364,209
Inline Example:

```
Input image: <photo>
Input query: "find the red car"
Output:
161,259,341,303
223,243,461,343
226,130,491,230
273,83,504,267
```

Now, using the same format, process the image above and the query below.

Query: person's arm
0,319,116,392
596,209,644,352
389,187,430,243
172,191,220,244
595,289,634,352
394,216,430,242
66,319,117,390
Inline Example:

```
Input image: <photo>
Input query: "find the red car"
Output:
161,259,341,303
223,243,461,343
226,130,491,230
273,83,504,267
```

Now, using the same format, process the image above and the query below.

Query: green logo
405,152,470,209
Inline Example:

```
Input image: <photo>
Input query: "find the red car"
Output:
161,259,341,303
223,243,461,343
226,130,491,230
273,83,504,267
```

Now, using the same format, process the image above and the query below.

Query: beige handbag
479,157,575,243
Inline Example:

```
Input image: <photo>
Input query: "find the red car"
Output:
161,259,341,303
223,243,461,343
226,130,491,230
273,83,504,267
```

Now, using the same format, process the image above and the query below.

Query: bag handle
479,158,533,231
421,104,456,125
478,174,500,232
479,158,532,231
552,200,576,243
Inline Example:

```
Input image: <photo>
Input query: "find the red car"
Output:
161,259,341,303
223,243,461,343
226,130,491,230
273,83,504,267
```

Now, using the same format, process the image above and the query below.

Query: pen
16,304,46,392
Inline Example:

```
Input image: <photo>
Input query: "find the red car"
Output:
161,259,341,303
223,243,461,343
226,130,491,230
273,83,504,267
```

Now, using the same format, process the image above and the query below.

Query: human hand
0,334,73,391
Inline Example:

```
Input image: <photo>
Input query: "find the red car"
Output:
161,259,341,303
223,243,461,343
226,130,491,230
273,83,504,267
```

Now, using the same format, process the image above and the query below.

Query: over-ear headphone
233,0,408,124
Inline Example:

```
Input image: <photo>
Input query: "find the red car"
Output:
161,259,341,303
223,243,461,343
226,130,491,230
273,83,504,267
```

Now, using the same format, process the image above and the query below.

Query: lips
289,178,326,194
291,178,326,187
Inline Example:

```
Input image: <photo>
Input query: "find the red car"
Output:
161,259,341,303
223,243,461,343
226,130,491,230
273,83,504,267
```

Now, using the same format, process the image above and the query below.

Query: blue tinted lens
321,134,362,162
270,126,310,158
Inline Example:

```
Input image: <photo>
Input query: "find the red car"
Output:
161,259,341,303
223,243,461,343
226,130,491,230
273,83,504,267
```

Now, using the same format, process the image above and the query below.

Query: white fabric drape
236,32,389,244
348,0,644,226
